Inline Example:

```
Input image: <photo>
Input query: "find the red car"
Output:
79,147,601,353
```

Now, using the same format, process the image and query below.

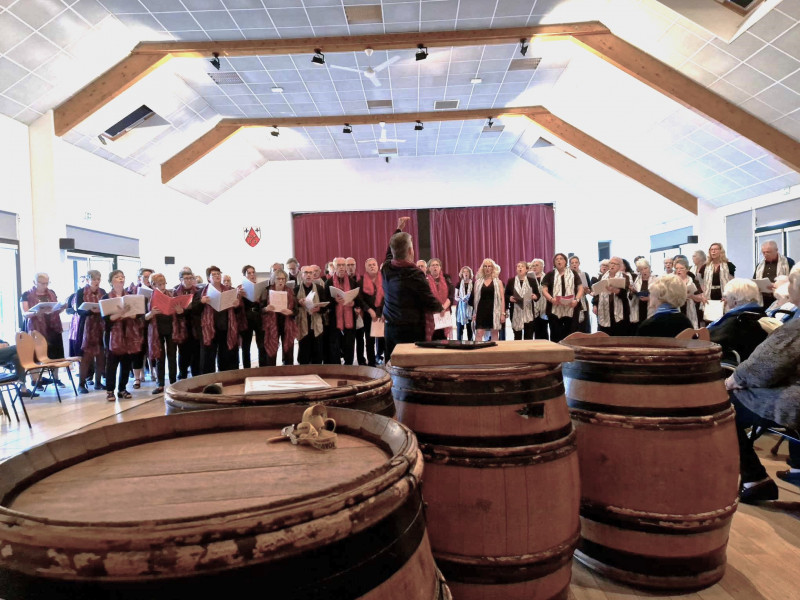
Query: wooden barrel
164,365,394,417
560,335,739,591
0,406,449,600
390,362,580,600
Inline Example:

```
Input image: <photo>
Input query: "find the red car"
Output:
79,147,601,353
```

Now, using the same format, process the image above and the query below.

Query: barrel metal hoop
569,406,736,430
415,423,574,449
434,530,579,585
567,399,733,418
580,500,738,535
563,363,725,385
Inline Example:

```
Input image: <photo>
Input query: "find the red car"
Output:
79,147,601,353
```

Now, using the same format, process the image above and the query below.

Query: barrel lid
560,334,722,364
390,340,574,368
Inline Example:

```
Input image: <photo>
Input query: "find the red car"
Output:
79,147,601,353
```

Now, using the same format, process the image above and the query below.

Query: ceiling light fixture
343,123,352,134
311,49,325,65
519,39,529,57
470,77,482,84
209,52,221,70
415,44,428,61
271,86,284,93
270,126,279,138
414,120,423,131
486,117,494,129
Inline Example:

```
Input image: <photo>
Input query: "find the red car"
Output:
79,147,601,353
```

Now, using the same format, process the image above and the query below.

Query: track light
486,117,494,129
343,123,352,134
311,49,325,65
414,120,423,131
270,126,279,138
519,39,529,57
209,52,221,70
415,44,428,61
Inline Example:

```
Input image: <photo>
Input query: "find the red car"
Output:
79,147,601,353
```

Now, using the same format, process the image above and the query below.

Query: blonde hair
722,278,761,309
706,242,728,264
648,274,687,308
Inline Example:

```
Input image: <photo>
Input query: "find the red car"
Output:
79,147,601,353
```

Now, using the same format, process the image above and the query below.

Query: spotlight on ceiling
414,120,424,131
519,39,529,57
209,52,221,70
416,44,428,61
311,49,325,65
270,126,280,138
343,123,352,134
486,117,494,129
470,77,482,84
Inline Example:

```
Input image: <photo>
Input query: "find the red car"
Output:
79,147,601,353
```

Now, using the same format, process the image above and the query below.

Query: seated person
708,278,767,363
765,275,797,323
0,339,37,397
725,265,800,503
636,274,693,337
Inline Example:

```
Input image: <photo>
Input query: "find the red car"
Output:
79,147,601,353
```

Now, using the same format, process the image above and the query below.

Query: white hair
635,258,650,270
648,274,687,309
722,278,762,309
789,264,800,304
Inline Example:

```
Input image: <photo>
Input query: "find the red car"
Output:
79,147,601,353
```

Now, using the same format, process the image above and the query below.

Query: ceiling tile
711,31,764,62
772,24,800,57
658,23,707,58
679,61,718,86
740,159,778,179
0,94,26,117
724,64,775,96
747,45,800,81
383,3,419,23
0,12,34,55
756,83,800,114
141,0,185,10
421,0,458,21
229,9,273,29
307,6,347,26
156,12,203,30
778,0,800,19
9,0,67,29
267,8,311,27
740,96,784,122
115,13,167,34
747,8,796,42
773,114,800,139
708,78,751,105
3,73,53,106
71,0,111,26
183,0,226,9
691,43,740,78
38,8,92,48
0,57,30,94
5,33,61,72
192,10,237,30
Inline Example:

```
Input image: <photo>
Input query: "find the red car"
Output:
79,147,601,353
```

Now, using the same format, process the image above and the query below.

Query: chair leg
65,367,78,396
49,368,62,403
12,384,31,429
770,436,785,456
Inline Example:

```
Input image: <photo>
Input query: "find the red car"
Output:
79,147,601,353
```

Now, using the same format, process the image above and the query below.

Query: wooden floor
1,377,799,600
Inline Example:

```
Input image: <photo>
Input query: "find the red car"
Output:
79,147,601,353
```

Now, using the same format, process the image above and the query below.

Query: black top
475,279,496,329
636,312,693,338
541,269,582,318
381,230,443,327
325,274,365,329
504,275,541,319
709,308,768,363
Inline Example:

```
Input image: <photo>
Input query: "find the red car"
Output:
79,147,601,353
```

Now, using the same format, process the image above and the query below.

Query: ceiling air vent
345,4,383,24
434,100,459,110
378,148,398,155
367,99,393,109
482,125,505,133
102,105,155,140
208,71,244,85
507,57,542,71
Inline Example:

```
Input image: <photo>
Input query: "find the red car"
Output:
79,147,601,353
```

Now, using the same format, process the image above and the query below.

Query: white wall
0,114,34,276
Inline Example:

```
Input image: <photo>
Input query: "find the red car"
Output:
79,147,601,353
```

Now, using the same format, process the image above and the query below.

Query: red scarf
172,284,196,344
362,272,384,309
24,286,63,337
200,284,241,350
424,275,450,340
391,259,416,268
81,285,105,355
147,288,181,360
332,275,354,330
262,286,298,358
107,289,144,356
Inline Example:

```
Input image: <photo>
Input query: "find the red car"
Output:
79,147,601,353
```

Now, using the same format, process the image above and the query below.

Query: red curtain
293,210,419,275
429,204,555,282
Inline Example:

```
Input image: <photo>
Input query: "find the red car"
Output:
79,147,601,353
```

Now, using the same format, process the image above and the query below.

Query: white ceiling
0,0,799,208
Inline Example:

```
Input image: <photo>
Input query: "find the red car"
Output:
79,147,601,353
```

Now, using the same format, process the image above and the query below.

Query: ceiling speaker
687,235,699,244
165,256,175,265
59,238,75,250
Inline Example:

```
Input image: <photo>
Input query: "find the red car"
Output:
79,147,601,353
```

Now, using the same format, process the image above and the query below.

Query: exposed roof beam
571,31,800,172
527,112,697,213
160,107,698,214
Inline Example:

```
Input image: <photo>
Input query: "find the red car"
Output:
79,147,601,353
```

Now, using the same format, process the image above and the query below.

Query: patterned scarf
631,275,657,323
702,261,733,296
107,289,144,356
81,285,105,355
332,275,354,330
597,271,632,328
549,268,577,319
473,277,504,331
296,283,323,341
532,274,547,318
755,255,791,280
456,280,473,325
680,276,699,329
362,272,384,309
511,276,534,331
200,284,241,350
24,285,62,337
262,286,297,358
425,275,450,340
172,284,196,344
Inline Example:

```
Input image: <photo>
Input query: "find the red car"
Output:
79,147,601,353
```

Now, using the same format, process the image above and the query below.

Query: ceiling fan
356,121,406,145
329,48,400,88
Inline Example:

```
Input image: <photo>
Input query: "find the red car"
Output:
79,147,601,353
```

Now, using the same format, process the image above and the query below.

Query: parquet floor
2,377,798,600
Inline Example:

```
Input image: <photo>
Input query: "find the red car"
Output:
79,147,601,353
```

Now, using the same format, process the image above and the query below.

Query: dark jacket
636,312,693,338
381,233,442,327
709,307,768,363
325,274,365,330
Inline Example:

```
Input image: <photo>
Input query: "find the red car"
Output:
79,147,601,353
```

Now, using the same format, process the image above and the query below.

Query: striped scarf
473,277,504,331
295,283,324,341
511,276,534,331
702,261,734,296
755,255,791,280
597,272,632,328
549,269,577,319
456,280,473,325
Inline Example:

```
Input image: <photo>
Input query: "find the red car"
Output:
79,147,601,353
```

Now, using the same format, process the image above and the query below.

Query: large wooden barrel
560,334,739,591
389,340,580,600
0,406,448,600
165,365,394,417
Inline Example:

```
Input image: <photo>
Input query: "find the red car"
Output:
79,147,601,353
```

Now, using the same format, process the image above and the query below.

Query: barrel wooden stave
165,365,395,416
0,406,443,600
561,336,739,591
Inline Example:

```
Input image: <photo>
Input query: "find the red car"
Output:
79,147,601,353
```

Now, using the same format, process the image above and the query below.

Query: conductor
382,217,444,360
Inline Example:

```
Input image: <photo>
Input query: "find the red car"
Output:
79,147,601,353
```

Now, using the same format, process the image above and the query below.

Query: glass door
117,256,142,287
786,226,800,262
0,242,20,342
755,231,785,264
67,253,116,290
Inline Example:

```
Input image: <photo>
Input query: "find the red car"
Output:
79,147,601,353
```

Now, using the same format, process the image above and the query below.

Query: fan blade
384,138,406,143
329,64,363,74
373,55,401,73
364,71,382,87
357,140,378,144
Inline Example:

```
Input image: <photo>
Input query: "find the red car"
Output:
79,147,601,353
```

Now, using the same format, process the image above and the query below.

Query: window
0,242,21,342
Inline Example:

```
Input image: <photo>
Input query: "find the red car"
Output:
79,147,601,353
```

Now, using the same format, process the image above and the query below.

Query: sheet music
206,286,238,312
704,299,724,323
137,286,153,299
591,280,610,295
434,311,453,330
241,278,269,302
99,298,124,317
329,286,360,304
244,375,331,395
78,302,99,312
370,318,384,338
269,290,288,311
752,278,773,293
123,295,146,315
29,302,62,313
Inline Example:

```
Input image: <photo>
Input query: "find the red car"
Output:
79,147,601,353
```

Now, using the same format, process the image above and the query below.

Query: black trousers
297,333,324,364
154,337,178,387
330,328,356,365
456,321,473,341
105,352,132,393
354,326,367,365
599,320,634,336
385,323,424,362
201,330,239,374
178,338,202,379
513,321,535,340
548,315,578,343
240,326,267,368
533,317,549,340
362,314,384,366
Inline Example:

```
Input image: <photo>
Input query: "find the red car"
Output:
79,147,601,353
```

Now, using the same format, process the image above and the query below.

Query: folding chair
0,366,31,428
30,330,79,395
15,332,62,403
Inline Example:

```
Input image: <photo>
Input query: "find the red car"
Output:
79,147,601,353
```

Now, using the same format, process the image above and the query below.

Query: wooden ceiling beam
160,106,699,214
53,53,172,137
526,112,698,214
571,31,800,173
134,23,608,57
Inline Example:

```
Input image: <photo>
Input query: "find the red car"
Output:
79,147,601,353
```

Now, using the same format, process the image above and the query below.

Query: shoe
106,392,116,402
739,478,779,504
78,384,90,395
776,470,800,487
152,386,164,395
54,380,66,389
133,379,141,390
118,391,132,399
19,388,38,398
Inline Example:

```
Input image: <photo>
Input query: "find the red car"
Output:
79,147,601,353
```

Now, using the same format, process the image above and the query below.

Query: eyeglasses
276,277,287,281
